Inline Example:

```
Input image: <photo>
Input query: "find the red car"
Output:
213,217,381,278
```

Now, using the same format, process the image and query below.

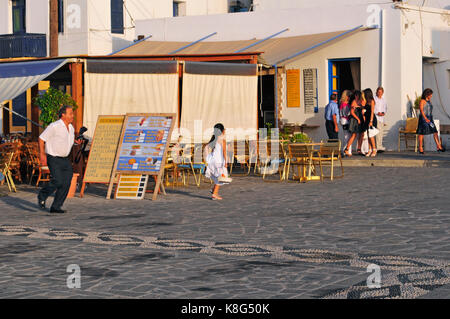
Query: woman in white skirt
204,123,232,200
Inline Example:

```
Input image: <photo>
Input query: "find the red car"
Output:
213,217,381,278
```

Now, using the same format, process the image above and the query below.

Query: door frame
328,58,360,99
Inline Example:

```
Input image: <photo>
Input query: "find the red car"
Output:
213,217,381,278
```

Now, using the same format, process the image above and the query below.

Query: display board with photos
107,113,176,200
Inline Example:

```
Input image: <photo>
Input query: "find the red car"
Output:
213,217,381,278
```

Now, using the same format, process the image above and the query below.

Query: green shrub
34,87,78,128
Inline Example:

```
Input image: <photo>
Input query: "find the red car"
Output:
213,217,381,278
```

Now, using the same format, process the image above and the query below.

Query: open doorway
258,74,275,129
328,58,361,99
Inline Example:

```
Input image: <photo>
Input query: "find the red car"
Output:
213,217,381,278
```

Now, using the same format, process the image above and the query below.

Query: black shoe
37,196,46,210
419,150,425,154
438,148,446,152
50,207,66,214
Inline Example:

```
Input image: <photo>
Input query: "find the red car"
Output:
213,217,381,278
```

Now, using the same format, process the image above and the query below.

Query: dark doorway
258,74,275,129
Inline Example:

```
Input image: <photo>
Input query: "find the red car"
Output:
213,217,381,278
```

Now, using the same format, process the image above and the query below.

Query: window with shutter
111,0,124,34
12,0,26,34
58,0,64,33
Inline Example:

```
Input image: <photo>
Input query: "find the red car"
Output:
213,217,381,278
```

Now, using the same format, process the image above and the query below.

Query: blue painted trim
328,58,360,98
0,59,66,78
109,35,153,56
274,25,364,65
169,32,218,55
234,28,289,53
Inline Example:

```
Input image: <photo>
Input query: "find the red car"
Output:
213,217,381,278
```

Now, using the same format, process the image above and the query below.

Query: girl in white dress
204,123,231,200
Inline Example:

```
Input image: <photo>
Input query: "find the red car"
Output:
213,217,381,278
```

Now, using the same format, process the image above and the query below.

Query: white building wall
253,0,450,11
0,0,49,35
58,0,88,56
281,29,381,145
135,4,384,42
0,0,10,34
185,0,228,16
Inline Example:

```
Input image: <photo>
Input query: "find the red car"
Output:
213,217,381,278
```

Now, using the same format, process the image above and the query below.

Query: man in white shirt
38,106,80,213
374,87,387,151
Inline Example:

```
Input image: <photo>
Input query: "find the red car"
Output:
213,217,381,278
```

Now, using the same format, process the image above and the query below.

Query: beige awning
114,26,367,66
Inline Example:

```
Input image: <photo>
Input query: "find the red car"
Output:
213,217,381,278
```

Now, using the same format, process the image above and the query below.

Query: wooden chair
286,143,323,183
164,147,182,188
258,140,287,182
398,118,419,152
25,143,40,184
1,143,22,183
191,143,209,186
0,152,17,192
36,164,51,186
312,140,344,180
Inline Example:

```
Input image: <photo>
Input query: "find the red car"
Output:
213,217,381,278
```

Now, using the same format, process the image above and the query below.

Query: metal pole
275,25,364,65
109,35,153,56
169,32,218,54
0,103,43,128
234,28,290,53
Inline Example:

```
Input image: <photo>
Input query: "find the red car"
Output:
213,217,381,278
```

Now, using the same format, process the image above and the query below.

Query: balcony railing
0,33,47,59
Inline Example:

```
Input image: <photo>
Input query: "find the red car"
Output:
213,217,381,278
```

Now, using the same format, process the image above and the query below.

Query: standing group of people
325,87,445,156
325,87,387,157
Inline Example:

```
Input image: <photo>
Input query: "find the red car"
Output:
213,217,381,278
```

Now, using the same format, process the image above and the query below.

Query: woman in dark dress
362,88,378,157
417,88,445,154
344,90,364,156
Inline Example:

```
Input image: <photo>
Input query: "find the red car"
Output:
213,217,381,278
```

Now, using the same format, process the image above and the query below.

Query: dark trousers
38,155,73,210
326,120,339,140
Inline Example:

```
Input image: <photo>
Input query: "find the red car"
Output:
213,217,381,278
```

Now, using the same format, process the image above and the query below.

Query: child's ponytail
207,123,225,151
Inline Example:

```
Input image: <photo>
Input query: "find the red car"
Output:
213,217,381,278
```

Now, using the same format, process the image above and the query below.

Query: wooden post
2,103,10,136
276,67,284,128
31,85,40,141
71,62,83,133
49,0,59,57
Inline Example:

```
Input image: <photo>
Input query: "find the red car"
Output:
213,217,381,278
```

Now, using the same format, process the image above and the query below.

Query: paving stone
0,167,449,298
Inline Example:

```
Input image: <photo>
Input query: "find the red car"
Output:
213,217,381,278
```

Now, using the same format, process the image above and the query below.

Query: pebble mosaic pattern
0,224,448,299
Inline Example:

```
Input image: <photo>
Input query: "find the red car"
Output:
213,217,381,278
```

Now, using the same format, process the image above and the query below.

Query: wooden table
289,143,323,182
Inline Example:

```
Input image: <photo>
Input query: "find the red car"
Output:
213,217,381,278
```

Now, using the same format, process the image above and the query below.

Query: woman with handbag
362,88,378,157
417,88,445,154
339,90,352,156
344,90,365,156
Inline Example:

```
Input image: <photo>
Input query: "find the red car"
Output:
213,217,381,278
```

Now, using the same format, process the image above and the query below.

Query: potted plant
291,133,311,143
34,87,78,128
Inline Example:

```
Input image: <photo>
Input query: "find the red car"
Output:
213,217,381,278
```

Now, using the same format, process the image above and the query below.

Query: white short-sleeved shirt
374,96,387,123
39,119,75,157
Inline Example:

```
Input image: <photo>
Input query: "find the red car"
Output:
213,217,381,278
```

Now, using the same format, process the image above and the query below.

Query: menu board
303,68,318,114
80,115,124,197
116,115,172,173
115,174,149,200
286,69,300,108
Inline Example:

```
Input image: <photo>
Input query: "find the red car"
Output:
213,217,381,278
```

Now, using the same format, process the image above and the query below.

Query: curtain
181,62,258,142
349,60,361,91
83,61,179,136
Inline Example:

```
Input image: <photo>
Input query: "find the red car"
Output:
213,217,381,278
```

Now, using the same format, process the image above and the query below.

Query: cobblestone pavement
0,166,449,298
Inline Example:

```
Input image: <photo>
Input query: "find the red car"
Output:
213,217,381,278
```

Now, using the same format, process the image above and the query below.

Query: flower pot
67,173,80,198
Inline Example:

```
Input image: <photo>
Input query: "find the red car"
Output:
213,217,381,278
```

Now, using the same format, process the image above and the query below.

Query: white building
1,0,449,151
131,1,450,150
0,0,245,57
